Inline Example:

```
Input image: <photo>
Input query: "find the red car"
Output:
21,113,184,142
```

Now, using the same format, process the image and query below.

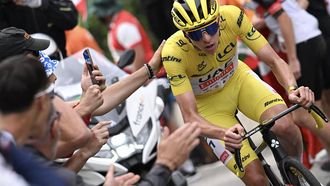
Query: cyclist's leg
206,138,269,186
237,62,303,159
241,159,269,186
197,62,268,185
260,104,303,159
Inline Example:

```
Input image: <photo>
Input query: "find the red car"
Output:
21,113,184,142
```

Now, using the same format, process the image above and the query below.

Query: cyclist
162,0,315,185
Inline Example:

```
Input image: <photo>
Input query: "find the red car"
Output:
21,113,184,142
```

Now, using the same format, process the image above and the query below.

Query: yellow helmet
171,0,219,31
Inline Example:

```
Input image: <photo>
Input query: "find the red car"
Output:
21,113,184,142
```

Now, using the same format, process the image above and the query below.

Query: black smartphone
83,49,99,85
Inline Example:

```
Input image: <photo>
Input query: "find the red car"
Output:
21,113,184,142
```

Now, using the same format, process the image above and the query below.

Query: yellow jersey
162,5,268,97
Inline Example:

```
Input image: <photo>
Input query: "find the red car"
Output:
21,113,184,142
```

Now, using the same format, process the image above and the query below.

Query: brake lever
233,130,244,173
310,104,329,122
234,148,244,173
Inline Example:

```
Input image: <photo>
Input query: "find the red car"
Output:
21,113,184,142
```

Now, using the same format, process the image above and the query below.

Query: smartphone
83,49,99,85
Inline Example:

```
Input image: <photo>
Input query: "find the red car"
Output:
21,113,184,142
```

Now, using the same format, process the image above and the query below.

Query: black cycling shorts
296,35,327,100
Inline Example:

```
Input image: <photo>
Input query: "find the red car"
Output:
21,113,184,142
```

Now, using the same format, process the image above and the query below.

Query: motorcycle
54,48,182,185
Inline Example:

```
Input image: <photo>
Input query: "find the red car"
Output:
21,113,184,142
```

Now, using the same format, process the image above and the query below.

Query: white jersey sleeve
116,23,142,49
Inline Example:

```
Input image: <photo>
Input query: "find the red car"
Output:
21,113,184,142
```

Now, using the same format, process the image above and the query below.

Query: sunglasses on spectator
186,20,219,41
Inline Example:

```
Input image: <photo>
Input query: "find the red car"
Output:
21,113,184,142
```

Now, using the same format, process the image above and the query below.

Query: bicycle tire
279,158,321,186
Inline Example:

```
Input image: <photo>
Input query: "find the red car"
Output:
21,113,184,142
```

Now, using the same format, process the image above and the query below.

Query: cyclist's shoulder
219,5,242,20
162,31,193,56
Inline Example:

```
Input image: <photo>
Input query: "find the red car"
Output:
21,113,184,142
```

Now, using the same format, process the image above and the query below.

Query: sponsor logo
234,153,250,170
245,27,261,41
167,74,186,86
237,10,244,27
198,61,234,90
191,67,214,77
176,39,189,52
220,151,230,163
162,55,182,63
208,140,216,148
210,0,217,12
220,15,227,30
271,139,280,148
197,61,207,71
264,98,283,107
216,42,236,62
133,98,144,125
172,12,186,27
199,53,206,57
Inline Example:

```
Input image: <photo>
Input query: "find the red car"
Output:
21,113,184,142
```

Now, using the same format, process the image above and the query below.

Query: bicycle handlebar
234,104,328,173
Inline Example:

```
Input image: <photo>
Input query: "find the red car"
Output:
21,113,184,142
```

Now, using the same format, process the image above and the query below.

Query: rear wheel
280,158,321,186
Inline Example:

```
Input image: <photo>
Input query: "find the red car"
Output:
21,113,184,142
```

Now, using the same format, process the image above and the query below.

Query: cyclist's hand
224,124,244,152
148,40,165,74
288,86,315,108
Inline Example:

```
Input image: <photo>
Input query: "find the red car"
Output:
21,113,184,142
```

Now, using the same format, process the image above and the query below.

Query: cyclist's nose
201,32,212,42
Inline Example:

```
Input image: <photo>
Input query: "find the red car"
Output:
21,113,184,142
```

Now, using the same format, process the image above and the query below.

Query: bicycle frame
235,104,328,185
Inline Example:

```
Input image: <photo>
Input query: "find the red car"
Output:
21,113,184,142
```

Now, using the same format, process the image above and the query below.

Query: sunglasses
187,21,219,41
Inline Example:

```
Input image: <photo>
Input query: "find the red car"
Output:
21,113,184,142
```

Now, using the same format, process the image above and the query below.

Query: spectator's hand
80,121,111,158
156,122,201,171
92,65,107,91
81,64,107,93
75,85,103,116
104,165,140,186
148,40,165,75
288,58,301,79
224,124,244,152
288,86,315,108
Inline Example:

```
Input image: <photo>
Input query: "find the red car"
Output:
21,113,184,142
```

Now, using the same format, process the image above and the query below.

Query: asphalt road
187,149,329,186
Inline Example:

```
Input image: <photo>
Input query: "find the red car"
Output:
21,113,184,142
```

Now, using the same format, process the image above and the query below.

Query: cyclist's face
186,20,220,54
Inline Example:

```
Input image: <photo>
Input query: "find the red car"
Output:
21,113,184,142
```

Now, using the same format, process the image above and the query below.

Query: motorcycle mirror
117,49,135,69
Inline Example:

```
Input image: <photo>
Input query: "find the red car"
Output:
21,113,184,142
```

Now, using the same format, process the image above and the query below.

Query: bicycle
233,104,328,186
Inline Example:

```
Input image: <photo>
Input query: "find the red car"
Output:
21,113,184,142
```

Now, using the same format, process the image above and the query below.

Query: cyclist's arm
175,91,226,140
256,43,297,90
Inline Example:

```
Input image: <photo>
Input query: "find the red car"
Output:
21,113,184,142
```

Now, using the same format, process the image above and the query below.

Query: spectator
0,0,78,57
89,0,154,73
138,0,177,42
0,55,68,185
251,0,330,166
0,27,92,158
65,25,104,56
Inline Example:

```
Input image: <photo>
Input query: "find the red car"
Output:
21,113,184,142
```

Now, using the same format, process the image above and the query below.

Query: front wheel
279,158,321,186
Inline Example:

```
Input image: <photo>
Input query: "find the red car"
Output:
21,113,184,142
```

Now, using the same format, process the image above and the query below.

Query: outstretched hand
156,122,201,171
81,63,107,93
288,86,315,108
79,121,111,158
148,40,166,75
104,165,140,186
75,85,104,116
